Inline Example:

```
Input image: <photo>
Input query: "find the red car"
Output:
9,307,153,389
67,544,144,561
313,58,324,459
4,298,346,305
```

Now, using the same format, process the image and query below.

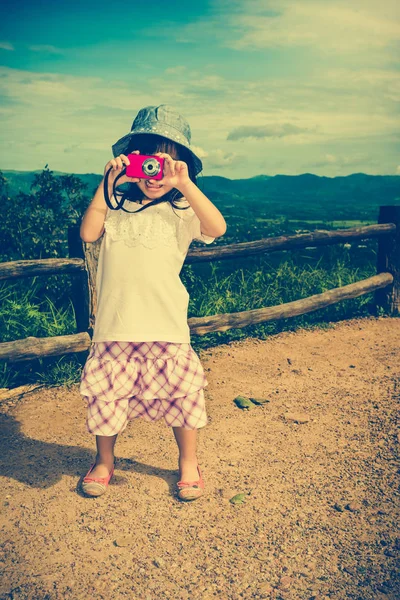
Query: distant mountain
200,173,400,220
249,175,272,181
2,168,399,221
1,169,102,197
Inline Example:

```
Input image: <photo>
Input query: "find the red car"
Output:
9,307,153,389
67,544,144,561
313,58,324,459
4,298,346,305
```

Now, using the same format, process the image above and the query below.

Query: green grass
0,252,384,390
254,218,375,227
0,278,82,390
324,220,375,227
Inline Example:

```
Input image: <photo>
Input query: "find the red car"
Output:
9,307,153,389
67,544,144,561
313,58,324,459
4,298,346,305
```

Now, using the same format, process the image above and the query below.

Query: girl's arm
80,179,108,243
179,180,227,238
155,152,227,238
80,153,137,242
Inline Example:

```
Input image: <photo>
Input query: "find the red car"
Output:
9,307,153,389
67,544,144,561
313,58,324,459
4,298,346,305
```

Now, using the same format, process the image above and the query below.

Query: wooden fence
0,205,399,363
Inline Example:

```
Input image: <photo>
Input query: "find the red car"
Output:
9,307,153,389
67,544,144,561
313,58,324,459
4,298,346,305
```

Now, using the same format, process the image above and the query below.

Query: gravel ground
0,316,399,600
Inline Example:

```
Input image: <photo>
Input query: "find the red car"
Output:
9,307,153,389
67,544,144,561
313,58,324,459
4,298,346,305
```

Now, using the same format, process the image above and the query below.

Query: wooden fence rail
0,205,399,363
0,223,396,281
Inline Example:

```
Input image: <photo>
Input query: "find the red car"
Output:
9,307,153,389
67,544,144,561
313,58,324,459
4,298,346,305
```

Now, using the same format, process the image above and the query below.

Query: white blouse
92,198,215,343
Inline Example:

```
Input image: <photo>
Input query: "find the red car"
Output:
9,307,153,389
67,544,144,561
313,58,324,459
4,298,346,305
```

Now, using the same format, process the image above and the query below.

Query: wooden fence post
67,226,92,365
375,205,400,316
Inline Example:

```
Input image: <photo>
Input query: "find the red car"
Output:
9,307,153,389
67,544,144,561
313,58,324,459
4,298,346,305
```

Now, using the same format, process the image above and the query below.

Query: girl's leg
88,434,118,478
172,427,200,481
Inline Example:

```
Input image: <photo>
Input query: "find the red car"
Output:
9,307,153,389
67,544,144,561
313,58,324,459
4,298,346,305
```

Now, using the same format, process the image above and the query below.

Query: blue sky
1,0,399,178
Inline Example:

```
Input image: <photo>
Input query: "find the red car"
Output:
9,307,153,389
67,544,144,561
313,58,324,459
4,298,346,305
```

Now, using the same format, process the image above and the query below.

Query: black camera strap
103,165,156,213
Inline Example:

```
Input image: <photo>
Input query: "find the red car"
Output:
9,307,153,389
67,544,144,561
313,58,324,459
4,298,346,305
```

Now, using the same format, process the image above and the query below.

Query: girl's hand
103,152,141,186
153,152,191,190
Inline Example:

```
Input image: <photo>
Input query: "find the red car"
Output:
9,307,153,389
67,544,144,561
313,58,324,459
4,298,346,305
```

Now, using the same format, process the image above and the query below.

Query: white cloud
0,67,156,172
161,0,400,64
204,149,240,167
225,1,400,53
176,143,239,168
0,22,398,179
191,145,208,159
0,42,14,51
164,66,187,75
28,45,65,55
307,153,370,168
187,75,227,91
141,70,399,147
227,123,313,140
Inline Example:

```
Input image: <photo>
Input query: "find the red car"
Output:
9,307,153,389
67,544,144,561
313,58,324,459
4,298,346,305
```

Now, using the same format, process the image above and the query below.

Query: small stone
259,582,274,595
278,576,292,590
333,503,344,512
153,557,165,568
284,412,310,424
255,552,274,562
345,502,362,512
114,535,135,547
298,568,312,578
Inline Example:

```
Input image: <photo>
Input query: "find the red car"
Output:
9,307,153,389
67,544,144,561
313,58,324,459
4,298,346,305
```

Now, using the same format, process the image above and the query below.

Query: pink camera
126,153,165,180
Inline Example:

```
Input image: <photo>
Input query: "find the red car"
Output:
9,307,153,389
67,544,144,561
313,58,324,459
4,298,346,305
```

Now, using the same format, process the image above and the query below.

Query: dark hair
113,133,199,214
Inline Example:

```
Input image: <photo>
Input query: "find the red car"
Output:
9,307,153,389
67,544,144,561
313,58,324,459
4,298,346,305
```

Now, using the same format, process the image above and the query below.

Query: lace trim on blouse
103,200,197,253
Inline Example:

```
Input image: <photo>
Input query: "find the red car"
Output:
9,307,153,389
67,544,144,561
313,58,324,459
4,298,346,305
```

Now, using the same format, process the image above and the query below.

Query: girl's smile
136,176,173,199
145,181,163,190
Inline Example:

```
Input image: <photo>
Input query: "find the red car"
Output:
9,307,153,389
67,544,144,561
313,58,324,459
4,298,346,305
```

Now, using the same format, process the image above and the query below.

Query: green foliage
0,279,76,343
34,355,83,388
0,278,79,389
0,166,92,308
1,166,89,262
0,167,92,389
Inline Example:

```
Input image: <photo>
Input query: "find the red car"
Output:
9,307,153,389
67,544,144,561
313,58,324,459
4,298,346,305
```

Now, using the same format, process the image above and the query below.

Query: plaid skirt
79,341,209,435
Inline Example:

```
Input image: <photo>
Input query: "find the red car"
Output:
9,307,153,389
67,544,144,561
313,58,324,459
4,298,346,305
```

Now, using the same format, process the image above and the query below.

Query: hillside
3,169,400,222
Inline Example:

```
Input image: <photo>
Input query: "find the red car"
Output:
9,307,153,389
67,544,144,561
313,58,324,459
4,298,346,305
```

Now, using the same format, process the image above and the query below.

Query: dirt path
0,316,399,600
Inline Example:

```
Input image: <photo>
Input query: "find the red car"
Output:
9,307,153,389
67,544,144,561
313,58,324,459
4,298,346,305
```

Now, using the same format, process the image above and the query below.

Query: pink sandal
81,460,115,497
176,465,205,501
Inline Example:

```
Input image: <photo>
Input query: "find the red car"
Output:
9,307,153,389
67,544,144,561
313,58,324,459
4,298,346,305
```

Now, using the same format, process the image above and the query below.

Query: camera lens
142,158,161,177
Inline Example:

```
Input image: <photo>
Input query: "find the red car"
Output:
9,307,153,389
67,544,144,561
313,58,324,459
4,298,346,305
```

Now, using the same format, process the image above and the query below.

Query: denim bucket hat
112,104,203,176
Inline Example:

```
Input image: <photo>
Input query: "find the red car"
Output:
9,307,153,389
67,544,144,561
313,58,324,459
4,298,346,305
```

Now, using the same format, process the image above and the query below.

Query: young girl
79,104,227,501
